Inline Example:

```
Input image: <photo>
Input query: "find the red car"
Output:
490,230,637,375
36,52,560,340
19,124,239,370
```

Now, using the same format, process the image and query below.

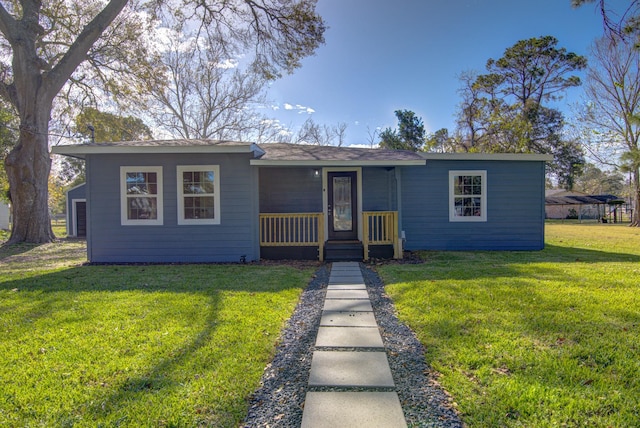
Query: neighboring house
545,190,626,221
65,183,87,238
0,201,10,230
52,140,552,263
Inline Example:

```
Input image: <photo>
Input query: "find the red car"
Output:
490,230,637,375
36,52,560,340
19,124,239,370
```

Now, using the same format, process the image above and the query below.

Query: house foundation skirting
260,246,320,261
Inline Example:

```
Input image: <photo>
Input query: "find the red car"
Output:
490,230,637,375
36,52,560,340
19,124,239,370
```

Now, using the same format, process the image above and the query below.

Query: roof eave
51,143,260,157
249,160,426,167
420,153,554,162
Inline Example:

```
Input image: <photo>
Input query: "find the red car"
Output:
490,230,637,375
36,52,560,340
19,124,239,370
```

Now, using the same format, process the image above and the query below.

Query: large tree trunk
4,111,55,244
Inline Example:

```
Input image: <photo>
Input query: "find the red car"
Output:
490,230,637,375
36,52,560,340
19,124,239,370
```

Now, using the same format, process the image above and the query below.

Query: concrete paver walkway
301,262,408,428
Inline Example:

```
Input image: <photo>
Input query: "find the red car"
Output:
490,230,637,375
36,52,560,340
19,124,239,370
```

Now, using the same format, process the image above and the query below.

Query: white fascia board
249,160,426,167
420,153,554,162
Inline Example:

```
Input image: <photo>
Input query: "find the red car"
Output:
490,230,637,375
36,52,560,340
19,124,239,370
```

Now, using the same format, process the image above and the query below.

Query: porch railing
362,211,402,260
259,213,325,261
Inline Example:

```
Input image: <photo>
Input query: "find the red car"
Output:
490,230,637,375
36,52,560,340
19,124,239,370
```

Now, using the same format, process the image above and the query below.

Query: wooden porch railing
259,213,325,261
362,211,402,260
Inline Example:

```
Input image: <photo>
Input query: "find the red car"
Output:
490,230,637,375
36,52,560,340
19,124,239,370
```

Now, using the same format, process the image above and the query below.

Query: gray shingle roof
255,143,425,163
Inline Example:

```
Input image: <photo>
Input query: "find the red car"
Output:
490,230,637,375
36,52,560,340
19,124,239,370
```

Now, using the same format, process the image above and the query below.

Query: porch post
318,213,324,262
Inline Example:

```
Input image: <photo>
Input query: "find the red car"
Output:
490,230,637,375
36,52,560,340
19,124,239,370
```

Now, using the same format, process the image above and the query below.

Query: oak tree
0,0,325,243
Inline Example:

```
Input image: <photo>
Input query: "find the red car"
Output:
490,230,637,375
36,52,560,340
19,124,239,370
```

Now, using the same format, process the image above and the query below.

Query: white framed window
449,170,487,222
121,166,163,226
177,165,220,225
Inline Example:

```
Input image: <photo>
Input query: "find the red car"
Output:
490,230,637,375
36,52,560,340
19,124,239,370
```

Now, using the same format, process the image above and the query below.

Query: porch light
313,169,320,178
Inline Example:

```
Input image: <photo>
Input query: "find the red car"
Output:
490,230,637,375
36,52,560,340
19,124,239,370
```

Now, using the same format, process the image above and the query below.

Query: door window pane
333,176,352,231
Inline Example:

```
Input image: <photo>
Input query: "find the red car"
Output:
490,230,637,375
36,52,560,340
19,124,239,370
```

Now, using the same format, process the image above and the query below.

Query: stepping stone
329,271,363,278
301,391,407,428
308,351,395,387
320,311,377,327
329,270,363,277
329,272,363,282
325,289,369,300
331,262,360,268
329,278,364,285
323,299,373,312
315,326,383,348
327,283,366,290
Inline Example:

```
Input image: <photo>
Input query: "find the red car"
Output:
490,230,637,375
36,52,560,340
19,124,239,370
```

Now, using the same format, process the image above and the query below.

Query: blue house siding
85,153,259,263
259,167,323,213
362,167,398,212
400,160,545,251
65,183,86,237
259,167,398,213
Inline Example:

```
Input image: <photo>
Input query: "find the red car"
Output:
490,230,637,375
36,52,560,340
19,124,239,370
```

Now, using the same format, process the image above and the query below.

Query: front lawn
0,241,314,427
376,224,640,427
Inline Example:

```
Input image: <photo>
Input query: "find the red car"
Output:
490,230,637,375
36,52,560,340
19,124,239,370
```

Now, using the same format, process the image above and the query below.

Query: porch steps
324,240,364,261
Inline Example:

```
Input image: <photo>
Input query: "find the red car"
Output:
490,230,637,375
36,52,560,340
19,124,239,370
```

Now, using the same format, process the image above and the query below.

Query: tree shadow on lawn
406,244,640,278
0,242,46,260
1,264,314,426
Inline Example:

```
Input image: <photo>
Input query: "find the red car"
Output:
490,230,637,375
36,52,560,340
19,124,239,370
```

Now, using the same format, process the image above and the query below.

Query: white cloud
281,103,315,114
215,58,239,69
347,143,379,149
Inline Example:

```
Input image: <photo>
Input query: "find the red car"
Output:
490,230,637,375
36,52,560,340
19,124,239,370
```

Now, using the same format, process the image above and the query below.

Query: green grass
0,241,314,427
0,220,67,242
377,223,640,427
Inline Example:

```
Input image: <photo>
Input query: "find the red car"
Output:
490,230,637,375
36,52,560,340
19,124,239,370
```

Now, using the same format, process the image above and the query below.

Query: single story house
52,140,552,263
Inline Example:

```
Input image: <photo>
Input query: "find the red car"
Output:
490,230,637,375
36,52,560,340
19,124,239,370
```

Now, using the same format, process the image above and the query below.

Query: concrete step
308,351,395,388
315,326,384,348
325,289,369,300
322,299,373,312
325,241,364,261
301,392,407,428
320,311,378,327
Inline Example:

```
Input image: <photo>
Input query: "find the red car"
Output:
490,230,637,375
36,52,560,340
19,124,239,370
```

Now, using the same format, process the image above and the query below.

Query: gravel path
243,263,463,427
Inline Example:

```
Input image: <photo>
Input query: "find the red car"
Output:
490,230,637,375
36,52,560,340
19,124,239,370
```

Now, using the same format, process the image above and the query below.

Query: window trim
449,170,487,222
177,165,221,225
120,166,164,226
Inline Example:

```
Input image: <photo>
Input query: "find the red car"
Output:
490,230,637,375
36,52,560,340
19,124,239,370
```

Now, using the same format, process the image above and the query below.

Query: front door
328,171,358,240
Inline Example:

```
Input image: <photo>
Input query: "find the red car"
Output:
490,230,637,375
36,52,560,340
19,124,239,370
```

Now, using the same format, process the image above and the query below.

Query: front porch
259,211,403,261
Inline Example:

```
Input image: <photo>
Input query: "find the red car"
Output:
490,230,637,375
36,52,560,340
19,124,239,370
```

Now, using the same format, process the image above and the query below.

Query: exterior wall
400,160,546,251
259,167,323,213
545,204,602,220
85,152,259,263
0,202,9,230
65,183,86,237
259,166,397,213
362,167,397,211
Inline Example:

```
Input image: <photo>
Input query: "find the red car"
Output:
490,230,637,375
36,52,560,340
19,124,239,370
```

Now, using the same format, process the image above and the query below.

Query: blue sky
264,0,628,146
